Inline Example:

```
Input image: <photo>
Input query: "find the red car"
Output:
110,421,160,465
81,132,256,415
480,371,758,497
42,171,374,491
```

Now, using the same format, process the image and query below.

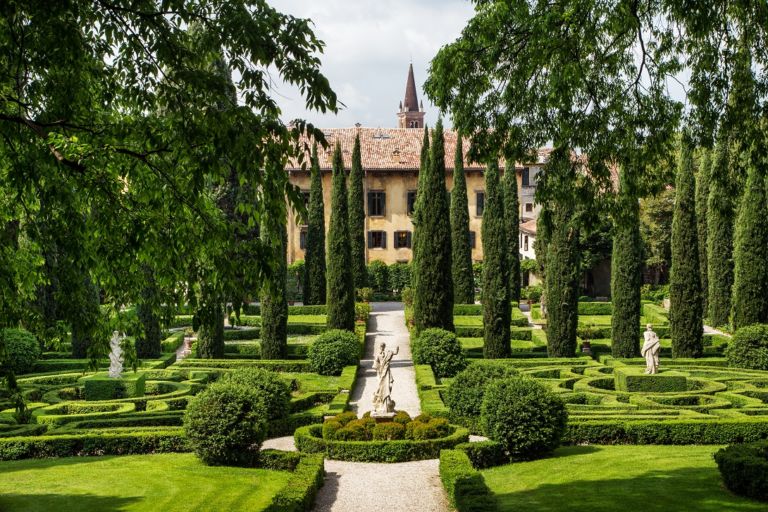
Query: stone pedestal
83,372,146,401
371,412,396,423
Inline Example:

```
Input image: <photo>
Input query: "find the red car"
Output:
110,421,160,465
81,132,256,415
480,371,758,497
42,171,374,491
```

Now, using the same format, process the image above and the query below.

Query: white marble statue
372,342,399,414
108,331,125,378
641,324,660,374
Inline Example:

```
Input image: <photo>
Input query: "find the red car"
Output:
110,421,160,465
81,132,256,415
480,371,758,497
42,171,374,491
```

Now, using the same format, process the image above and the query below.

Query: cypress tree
610,166,642,357
261,219,288,359
670,135,703,358
503,159,521,303
450,135,474,304
348,133,367,290
196,298,224,358
482,159,511,358
411,126,430,291
707,138,734,327
413,119,454,332
303,143,326,305
545,202,580,357
326,142,356,331
695,149,711,316
136,267,161,358
731,123,768,329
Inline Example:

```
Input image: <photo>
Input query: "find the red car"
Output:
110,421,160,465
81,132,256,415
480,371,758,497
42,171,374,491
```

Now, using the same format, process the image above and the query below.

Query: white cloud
267,0,475,128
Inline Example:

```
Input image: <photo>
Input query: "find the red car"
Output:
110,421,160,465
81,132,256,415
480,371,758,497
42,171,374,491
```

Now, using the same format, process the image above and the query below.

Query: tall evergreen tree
695,149,711,316
326,142,356,331
413,120,454,332
503,159,521,304
303,143,326,305
610,167,642,357
707,139,734,327
450,135,474,304
732,121,768,329
670,136,703,358
545,202,580,357
411,126,430,292
136,267,161,358
261,219,288,359
196,298,224,359
482,159,511,358
348,133,367,290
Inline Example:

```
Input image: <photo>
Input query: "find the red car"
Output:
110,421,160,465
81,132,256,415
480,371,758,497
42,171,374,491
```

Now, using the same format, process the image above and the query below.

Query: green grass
459,337,536,351
482,445,763,511
0,453,291,512
287,315,326,325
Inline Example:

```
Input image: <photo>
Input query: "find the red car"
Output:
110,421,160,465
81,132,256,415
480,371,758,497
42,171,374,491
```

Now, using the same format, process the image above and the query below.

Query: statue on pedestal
372,342,399,414
108,331,125,378
641,324,660,374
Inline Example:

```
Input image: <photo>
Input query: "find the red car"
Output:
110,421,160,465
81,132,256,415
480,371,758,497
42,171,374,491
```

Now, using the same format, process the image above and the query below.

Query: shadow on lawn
493,466,763,512
0,493,140,512
0,455,120,475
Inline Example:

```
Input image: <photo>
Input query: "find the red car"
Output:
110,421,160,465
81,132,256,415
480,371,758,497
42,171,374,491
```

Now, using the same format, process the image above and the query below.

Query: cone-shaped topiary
732,123,768,330
326,142,356,331
482,159,511,358
260,218,288,359
413,120,454,332
707,138,734,327
304,142,327,305
451,135,474,304
348,133,367,290
503,159,521,304
670,135,703,358
611,166,642,357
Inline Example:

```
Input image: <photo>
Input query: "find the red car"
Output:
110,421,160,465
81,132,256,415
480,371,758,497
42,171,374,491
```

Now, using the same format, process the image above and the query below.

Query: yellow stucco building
286,64,547,266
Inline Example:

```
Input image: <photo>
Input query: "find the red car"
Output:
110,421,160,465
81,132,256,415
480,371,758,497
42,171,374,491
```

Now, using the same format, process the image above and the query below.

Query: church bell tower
397,63,425,129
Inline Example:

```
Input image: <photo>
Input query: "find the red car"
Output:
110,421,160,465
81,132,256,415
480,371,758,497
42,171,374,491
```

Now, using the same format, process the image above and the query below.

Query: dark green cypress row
348,133,367,290
326,142,356,331
196,298,224,359
503,159,521,304
482,159,511,358
707,139,734,327
411,126,430,291
136,267,161,358
670,135,703,358
260,219,288,359
303,143,326,305
731,122,768,329
450,135,474,304
413,119,454,332
695,149,711,317
610,166,642,357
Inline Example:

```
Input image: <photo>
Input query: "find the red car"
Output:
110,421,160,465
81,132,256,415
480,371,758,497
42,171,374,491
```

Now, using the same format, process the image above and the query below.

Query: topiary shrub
480,377,568,460
184,382,267,466
335,417,375,441
444,362,519,419
308,329,360,376
714,441,768,502
393,410,411,425
372,421,405,440
725,324,768,370
322,420,343,440
220,367,291,421
412,328,467,378
0,328,41,374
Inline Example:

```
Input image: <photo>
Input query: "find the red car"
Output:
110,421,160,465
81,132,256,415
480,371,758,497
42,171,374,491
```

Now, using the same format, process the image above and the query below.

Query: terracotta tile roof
287,127,550,172
520,218,538,235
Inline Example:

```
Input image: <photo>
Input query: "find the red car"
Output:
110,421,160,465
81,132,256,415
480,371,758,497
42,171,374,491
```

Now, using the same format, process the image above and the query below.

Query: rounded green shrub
334,411,358,426
714,441,768,502
409,417,450,440
372,421,405,440
412,328,467,378
308,329,360,376
444,362,519,418
393,410,411,425
0,328,41,374
322,420,343,440
335,418,374,441
183,382,267,466
480,377,568,460
220,367,290,420
725,324,768,370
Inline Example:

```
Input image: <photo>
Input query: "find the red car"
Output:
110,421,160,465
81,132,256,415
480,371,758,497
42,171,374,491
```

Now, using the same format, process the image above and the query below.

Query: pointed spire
403,63,419,112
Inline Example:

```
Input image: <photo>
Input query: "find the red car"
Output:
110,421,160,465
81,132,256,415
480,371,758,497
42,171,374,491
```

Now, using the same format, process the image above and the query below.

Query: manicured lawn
0,453,291,512
482,445,763,511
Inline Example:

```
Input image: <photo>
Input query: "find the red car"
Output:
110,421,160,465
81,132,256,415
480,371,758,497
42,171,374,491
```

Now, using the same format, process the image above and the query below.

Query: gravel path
313,459,451,512
348,302,421,417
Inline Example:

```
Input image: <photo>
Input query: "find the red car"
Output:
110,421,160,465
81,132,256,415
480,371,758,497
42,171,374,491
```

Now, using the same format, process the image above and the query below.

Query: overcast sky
269,0,475,129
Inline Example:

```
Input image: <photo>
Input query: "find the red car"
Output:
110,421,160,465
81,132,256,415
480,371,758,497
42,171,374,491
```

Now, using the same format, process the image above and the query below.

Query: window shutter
367,231,373,248
406,231,412,248
382,232,387,249
522,167,530,186
381,192,386,216
367,192,373,216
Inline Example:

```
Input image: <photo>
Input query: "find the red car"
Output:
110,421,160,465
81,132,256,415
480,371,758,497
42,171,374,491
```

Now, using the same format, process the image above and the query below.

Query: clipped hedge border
565,419,768,445
0,430,188,461
714,441,768,502
265,453,325,512
294,424,469,462
439,449,496,512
